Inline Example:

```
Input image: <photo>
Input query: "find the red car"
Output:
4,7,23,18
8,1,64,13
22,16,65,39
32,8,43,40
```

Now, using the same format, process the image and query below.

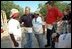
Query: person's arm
19,16,24,27
56,16,63,22
8,21,19,47
42,24,45,34
19,16,22,24
42,20,46,34
55,7,63,22
10,34,19,47
40,17,45,34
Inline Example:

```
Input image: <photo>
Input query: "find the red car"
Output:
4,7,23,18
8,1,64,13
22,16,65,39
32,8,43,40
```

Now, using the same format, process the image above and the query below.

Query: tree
38,1,70,20
55,1,68,12
1,1,23,19
38,3,47,16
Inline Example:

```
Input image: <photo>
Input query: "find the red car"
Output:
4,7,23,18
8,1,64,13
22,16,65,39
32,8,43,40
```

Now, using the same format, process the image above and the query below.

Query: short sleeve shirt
19,14,34,27
8,18,21,37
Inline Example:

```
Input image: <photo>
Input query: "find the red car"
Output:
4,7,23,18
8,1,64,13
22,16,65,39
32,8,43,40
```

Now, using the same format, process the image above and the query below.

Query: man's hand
53,22,57,25
10,34,19,47
13,41,19,47
20,22,24,27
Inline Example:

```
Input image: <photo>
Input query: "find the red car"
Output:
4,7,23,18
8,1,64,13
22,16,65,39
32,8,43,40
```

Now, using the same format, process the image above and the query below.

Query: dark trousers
46,24,56,48
46,29,52,46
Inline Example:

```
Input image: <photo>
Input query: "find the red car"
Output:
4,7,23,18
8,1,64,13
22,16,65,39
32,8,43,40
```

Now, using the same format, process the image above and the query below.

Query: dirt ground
1,27,47,48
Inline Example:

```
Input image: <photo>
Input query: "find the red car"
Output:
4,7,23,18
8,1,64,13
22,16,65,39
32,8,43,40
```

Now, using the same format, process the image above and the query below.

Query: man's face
34,14,38,18
39,13,42,16
25,9,30,15
12,13,19,19
46,4,52,10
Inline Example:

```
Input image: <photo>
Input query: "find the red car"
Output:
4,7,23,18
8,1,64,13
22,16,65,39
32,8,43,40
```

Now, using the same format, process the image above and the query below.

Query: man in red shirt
45,1,63,48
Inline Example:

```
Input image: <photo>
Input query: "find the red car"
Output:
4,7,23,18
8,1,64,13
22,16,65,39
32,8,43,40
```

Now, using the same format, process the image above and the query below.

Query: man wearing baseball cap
8,9,22,48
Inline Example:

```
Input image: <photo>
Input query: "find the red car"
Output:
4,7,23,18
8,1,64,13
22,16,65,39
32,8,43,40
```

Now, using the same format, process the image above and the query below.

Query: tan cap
10,9,19,17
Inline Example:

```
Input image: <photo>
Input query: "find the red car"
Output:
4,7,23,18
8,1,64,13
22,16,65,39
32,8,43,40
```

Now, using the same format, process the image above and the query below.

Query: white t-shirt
58,33,71,48
32,16,43,34
47,24,53,30
8,18,21,37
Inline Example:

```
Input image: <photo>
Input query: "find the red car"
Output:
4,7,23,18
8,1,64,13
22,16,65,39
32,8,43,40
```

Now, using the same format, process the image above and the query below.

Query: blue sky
13,1,71,12
13,1,47,12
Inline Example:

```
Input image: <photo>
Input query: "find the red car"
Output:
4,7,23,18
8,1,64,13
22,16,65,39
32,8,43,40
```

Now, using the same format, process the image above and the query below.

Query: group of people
8,1,71,48
8,7,45,48
45,1,71,48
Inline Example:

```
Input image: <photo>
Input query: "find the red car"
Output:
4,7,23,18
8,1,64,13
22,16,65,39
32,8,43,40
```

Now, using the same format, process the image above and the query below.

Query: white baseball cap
10,9,19,17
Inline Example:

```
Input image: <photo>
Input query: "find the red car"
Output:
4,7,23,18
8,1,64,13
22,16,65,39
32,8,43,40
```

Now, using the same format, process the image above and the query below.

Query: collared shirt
19,14,34,27
8,18,21,37
46,7,63,24
32,16,43,34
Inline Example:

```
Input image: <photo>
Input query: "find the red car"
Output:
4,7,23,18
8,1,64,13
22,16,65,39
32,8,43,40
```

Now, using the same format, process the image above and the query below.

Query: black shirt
19,14,34,27
62,12,71,21
68,12,71,21
62,15,68,20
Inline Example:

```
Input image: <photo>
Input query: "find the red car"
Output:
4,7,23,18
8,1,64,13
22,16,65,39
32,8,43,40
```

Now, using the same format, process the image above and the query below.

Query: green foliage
55,1,68,12
1,1,23,19
38,1,70,19
38,4,47,16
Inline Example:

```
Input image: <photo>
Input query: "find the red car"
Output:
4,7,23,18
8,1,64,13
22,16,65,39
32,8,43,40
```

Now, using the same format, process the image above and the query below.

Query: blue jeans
24,33,33,48
35,34,45,48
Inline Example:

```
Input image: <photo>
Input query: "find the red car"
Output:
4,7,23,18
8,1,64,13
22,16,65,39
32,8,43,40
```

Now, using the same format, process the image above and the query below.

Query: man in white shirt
32,13,45,48
8,9,22,48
